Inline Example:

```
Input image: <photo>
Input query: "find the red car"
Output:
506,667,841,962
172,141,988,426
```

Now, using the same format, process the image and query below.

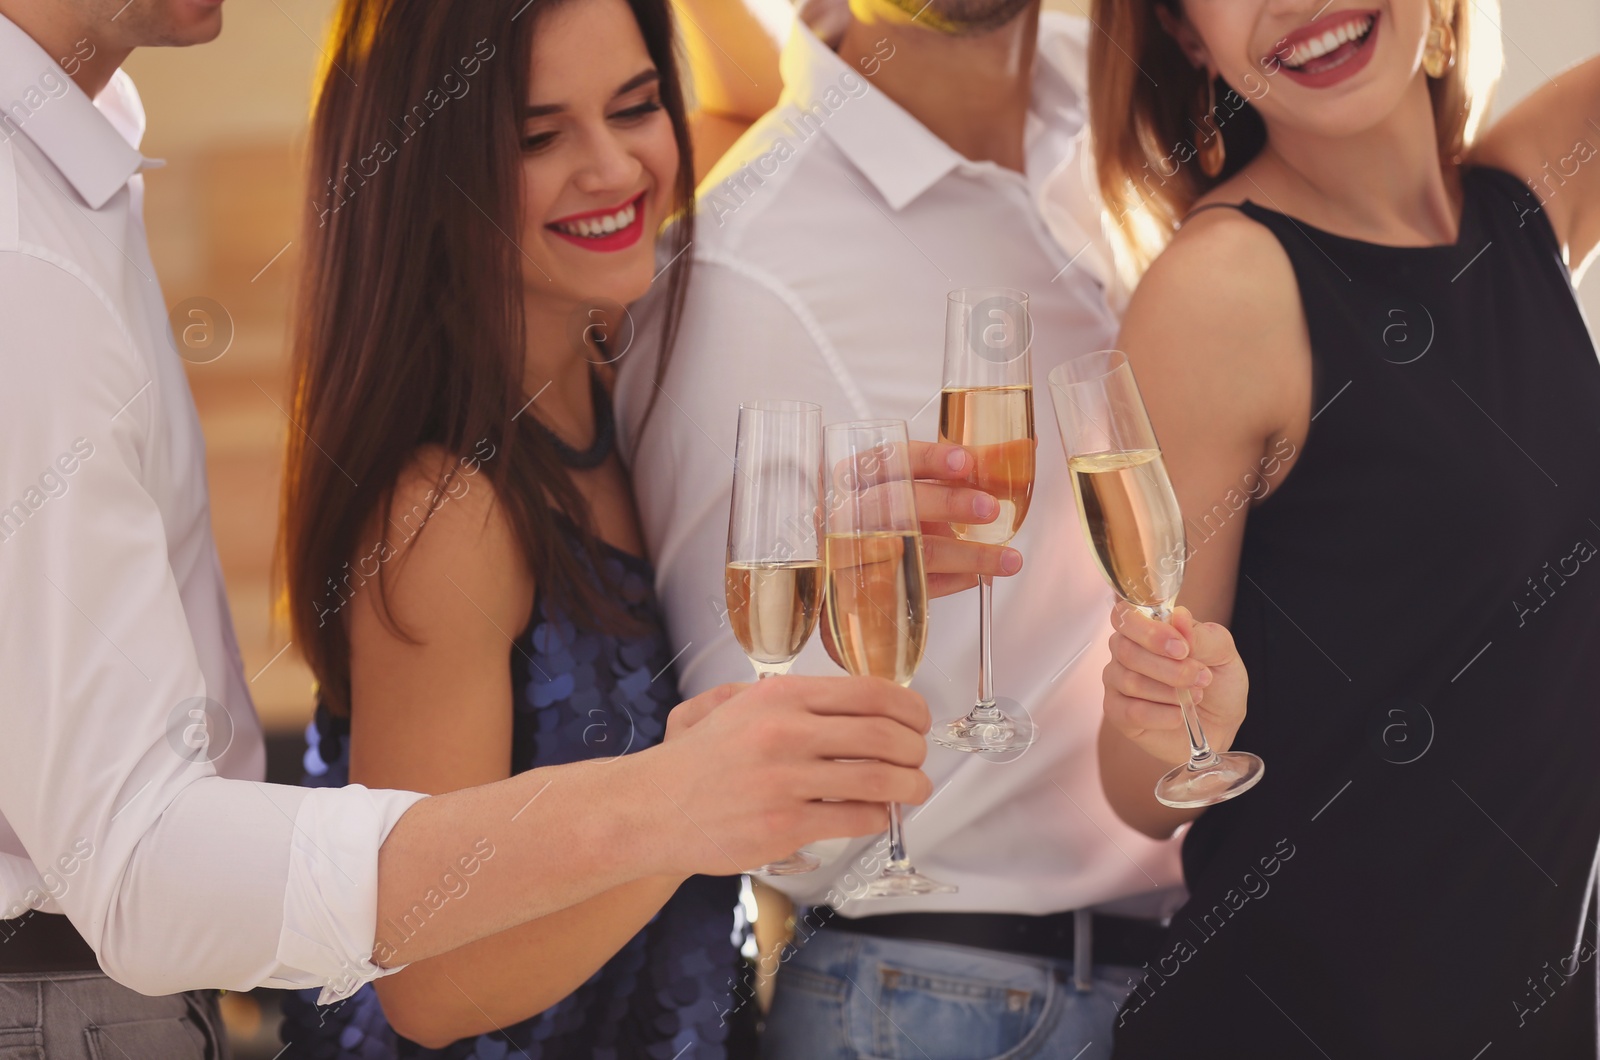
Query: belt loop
1073,910,1093,993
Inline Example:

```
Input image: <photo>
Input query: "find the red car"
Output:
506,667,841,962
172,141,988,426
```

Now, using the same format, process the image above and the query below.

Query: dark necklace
530,368,614,470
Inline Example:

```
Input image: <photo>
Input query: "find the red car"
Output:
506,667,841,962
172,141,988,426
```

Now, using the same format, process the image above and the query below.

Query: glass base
746,850,821,876
859,866,958,898
930,709,1037,753
1154,751,1265,809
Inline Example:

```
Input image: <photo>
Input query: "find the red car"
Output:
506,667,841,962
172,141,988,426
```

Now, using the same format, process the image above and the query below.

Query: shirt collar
779,19,958,212
0,14,150,209
779,11,1092,214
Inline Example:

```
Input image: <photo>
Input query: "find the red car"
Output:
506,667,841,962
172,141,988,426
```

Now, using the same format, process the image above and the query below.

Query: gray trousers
0,972,227,1059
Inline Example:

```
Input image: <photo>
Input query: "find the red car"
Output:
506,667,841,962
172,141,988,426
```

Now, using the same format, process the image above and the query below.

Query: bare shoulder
1124,196,1302,363
343,445,532,791
1119,191,1308,443
358,443,534,643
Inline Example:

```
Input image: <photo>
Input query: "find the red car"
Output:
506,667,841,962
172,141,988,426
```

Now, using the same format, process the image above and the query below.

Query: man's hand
637,675,933,877
663,682,748,741
908,440,1024,597
1103,602,1249,767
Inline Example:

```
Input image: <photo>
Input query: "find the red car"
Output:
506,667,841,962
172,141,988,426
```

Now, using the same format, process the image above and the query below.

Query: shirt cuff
270,783,427,1004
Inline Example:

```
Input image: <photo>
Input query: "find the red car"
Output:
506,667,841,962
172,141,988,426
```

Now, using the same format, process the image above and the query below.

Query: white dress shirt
0,17,424,1000
618,12,1183,917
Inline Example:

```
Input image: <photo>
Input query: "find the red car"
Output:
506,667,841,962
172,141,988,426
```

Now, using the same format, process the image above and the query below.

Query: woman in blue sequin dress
285,518,754,1058
271,1,1004,1057
272,0,751,1054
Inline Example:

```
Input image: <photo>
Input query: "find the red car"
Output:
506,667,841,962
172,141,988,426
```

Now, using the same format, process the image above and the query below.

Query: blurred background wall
120,0,1599,1053
126,0,336,747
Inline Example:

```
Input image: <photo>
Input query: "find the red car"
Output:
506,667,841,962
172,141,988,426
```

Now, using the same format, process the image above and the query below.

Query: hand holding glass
933,287,1037,752
726,400,825,874
1049,351,1265,808
823,420,955,896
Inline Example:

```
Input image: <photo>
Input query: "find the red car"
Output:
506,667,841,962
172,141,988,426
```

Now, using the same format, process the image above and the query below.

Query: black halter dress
1113,167,1600,1058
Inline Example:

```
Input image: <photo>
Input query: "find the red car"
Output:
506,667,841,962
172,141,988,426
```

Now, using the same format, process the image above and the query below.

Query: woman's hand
907,440,1023,598
1103,601,1249,767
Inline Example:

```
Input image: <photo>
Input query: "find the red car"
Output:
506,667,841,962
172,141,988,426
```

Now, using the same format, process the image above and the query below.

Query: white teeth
1281,15,1372,68
553,200,640,238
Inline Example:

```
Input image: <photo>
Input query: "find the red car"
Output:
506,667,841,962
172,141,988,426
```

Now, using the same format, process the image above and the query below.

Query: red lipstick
545,192,648,253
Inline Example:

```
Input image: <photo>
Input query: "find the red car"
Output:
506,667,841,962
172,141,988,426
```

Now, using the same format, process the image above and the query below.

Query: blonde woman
1086,0,1600,1053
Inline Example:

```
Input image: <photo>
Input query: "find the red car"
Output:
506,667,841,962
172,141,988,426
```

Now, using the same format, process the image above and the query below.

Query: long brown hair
1090,0,1503,281
279,0,695,717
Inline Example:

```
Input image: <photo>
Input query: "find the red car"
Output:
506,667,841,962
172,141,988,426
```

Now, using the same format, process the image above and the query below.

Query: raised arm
673,0,788,180
1472,53,1600,277
1094,209,1306,838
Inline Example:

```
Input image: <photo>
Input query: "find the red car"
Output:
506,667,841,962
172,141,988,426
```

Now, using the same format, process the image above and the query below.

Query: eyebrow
522,68,660,118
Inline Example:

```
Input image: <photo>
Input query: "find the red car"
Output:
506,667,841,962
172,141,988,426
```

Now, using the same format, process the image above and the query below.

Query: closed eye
609,100,662,122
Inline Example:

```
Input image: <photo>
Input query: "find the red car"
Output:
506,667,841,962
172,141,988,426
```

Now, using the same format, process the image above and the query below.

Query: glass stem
885,801,910,872
1153,607,1218,770
752,660,792,681
971,574,998,719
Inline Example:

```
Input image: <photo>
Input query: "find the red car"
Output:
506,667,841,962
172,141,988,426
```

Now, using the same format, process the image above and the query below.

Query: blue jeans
760,928,1139,1060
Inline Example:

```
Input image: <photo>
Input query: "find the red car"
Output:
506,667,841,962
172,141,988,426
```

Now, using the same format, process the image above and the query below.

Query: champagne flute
823,419,956,897
932,287,1038,753
727,400,825,875
1048,351,1265,808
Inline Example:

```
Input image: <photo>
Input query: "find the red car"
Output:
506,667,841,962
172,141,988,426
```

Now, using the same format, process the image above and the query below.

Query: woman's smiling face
1174,0,1437,141
517,0,679,312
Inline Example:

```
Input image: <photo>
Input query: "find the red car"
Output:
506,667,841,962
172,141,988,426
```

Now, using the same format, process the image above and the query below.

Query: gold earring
1197,74,1226,179
1423,0,1457,78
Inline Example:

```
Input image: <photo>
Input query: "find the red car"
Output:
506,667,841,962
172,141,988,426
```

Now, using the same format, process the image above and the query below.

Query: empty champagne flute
727,400,825,875
1049,350,1265,808
933,287,1038,752
823,419,955,897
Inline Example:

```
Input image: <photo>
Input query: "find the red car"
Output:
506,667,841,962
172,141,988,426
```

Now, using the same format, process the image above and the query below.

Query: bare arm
673,0,787,180
338,452,676,1045
354,454,933,1044
1095,208,1308,838
373,674,932,957
1472,54,1600,278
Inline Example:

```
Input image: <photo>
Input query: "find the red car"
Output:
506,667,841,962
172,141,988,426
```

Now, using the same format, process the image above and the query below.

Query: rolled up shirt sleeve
0,252,424,1001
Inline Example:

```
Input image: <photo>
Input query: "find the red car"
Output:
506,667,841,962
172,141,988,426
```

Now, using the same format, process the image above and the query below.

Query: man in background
621,1,1184,1055
0,1,937,1053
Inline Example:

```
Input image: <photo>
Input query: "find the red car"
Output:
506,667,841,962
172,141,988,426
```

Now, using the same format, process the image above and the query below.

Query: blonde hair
1089,0,1504,283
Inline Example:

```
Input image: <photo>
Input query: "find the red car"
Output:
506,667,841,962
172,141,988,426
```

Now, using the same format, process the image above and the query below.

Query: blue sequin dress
279,518,750,1059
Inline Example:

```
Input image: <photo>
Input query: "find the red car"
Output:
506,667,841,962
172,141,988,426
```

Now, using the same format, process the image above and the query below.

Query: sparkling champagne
724,560,823,667
938,386,1035,545
823,531,929,686
1068,449,1186,610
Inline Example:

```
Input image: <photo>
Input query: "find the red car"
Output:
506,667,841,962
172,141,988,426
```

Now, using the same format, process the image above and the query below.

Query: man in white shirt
618,1,1185,1055
0,1,939,1051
